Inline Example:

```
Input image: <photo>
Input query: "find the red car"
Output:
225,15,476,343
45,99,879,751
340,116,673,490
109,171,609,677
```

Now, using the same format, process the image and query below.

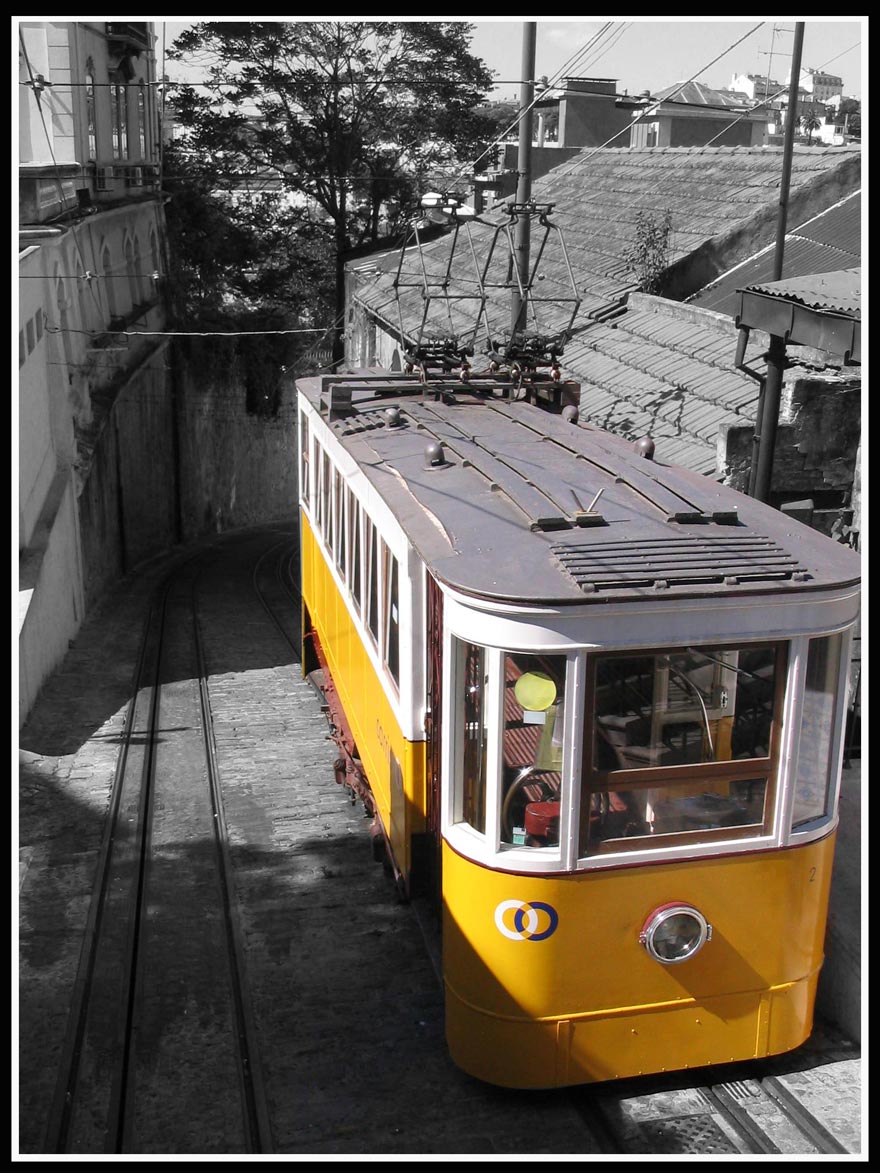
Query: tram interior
500,646,776,852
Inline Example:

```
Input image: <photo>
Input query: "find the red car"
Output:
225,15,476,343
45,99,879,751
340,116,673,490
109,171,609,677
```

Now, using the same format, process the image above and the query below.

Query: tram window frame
364,516,380,647
382,543,400,690
451,637,488,836
499,652,567,850
319,447,332,547
792,632,845,829
580,641,787,857
333,468,347,576
299,412,310,506
349,494,363,613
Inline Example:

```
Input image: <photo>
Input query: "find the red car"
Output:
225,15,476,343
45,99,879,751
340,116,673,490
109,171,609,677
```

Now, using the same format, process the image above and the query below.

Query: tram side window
581,643,783,855
382,544,400,688
299,413,310,505
349,496,362,612
333,470,347,575
452,638,488,835
365,517,380,645
792,633,844,828
501,653,566,849
320,449,332,546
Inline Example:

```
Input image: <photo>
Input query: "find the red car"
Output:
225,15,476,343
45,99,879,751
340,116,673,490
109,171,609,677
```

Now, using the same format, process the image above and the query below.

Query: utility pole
751,21,804,504
510,22,536,338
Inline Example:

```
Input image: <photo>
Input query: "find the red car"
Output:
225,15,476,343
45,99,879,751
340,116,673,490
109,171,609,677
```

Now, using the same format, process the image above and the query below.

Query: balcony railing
106,23,150,50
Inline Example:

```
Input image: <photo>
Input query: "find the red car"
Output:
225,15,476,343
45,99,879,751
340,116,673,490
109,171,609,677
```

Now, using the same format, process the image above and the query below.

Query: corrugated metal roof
688,193,860,316
741,267,861,317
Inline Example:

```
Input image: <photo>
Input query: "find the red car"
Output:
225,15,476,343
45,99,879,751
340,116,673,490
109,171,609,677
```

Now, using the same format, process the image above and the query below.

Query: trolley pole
752,21,804,504
511,22,536,337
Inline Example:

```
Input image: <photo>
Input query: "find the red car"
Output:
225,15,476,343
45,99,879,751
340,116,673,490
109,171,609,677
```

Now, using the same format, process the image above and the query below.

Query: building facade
630,81,767,148
18,21,170,725
795,68,844,103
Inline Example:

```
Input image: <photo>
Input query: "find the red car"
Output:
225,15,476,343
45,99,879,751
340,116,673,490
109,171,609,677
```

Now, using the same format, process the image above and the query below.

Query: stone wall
173,337,299,540
77,348,178,609
75,335,299,612
718,368,861,543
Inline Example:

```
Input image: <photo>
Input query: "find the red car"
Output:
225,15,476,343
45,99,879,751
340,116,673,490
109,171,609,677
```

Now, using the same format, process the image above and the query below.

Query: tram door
415,573,444,909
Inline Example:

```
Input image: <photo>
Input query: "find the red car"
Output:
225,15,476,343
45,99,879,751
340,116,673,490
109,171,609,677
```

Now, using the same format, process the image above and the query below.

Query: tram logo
494,899,559,942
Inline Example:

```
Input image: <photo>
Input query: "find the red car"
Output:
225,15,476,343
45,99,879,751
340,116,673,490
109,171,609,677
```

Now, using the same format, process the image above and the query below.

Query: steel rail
190,565,275,1154
44,590,161,1153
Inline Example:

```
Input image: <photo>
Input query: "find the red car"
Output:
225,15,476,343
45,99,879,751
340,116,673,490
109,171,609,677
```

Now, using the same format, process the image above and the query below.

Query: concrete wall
18,470,84,726
76,344,177,607
174,338,300,539
75,336,301,606
20,333,302,728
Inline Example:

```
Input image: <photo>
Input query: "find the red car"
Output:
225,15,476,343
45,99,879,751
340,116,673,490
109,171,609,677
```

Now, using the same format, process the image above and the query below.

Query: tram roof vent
551,532,807,594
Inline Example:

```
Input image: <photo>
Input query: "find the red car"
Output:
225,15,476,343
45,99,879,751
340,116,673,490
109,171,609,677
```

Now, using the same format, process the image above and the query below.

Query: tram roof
298,373,860,606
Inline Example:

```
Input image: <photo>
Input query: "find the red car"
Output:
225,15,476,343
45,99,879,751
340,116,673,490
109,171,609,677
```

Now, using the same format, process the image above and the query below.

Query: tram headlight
639,904,712,964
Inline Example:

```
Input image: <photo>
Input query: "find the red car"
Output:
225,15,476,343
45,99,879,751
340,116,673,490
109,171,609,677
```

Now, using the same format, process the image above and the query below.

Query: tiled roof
351,144,860,475
353,145,860,345
688,192,861,316
566,296,758,475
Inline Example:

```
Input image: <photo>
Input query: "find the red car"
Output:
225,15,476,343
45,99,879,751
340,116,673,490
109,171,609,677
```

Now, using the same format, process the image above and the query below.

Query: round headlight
640,904,711,965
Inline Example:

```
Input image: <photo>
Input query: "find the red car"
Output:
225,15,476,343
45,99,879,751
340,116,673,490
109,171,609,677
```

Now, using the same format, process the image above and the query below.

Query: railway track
569,1062,854,1155
45,546,274,1154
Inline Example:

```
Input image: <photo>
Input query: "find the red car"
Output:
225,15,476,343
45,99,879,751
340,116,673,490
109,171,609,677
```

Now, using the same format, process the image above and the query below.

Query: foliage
166,21,496,358
836,97,861,136
161,141,335,397
623,209,674,295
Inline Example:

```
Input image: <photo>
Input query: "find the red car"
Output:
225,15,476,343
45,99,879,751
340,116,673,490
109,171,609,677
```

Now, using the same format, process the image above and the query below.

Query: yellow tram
296,369,860,1088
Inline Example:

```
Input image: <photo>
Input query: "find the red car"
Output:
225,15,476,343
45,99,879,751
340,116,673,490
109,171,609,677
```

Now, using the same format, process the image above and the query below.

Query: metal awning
735,269,861,362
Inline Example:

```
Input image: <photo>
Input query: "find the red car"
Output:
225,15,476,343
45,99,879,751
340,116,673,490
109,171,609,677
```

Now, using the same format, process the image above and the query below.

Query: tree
167,21,495,361
623,210,674,295
798,112,822,144
837,97,861,137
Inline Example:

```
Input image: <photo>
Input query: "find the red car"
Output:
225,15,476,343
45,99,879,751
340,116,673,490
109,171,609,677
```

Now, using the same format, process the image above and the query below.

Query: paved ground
17,523,864,1156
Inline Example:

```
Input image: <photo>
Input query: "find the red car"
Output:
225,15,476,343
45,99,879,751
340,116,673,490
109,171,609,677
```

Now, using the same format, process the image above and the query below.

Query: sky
158,17,865,102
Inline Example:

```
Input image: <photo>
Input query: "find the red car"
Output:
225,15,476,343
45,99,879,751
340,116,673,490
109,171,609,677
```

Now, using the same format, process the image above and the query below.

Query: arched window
110,71,128,160
137,83,147,158
85,60,97,160
149,227,160,275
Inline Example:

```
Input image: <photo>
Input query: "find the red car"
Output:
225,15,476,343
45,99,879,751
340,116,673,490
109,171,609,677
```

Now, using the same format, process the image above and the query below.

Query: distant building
474,77,632,211
795,68,844,104
629,81,767,148
729,72,786,105
18,21,170,724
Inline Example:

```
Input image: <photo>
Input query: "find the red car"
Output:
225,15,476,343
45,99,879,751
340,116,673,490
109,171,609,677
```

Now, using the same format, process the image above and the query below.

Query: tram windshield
581,642,784,855
500,653,566,848
448,632,847,866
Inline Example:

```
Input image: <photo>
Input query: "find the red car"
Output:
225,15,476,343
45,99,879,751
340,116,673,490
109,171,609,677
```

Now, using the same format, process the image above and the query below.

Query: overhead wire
445,22,629,189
